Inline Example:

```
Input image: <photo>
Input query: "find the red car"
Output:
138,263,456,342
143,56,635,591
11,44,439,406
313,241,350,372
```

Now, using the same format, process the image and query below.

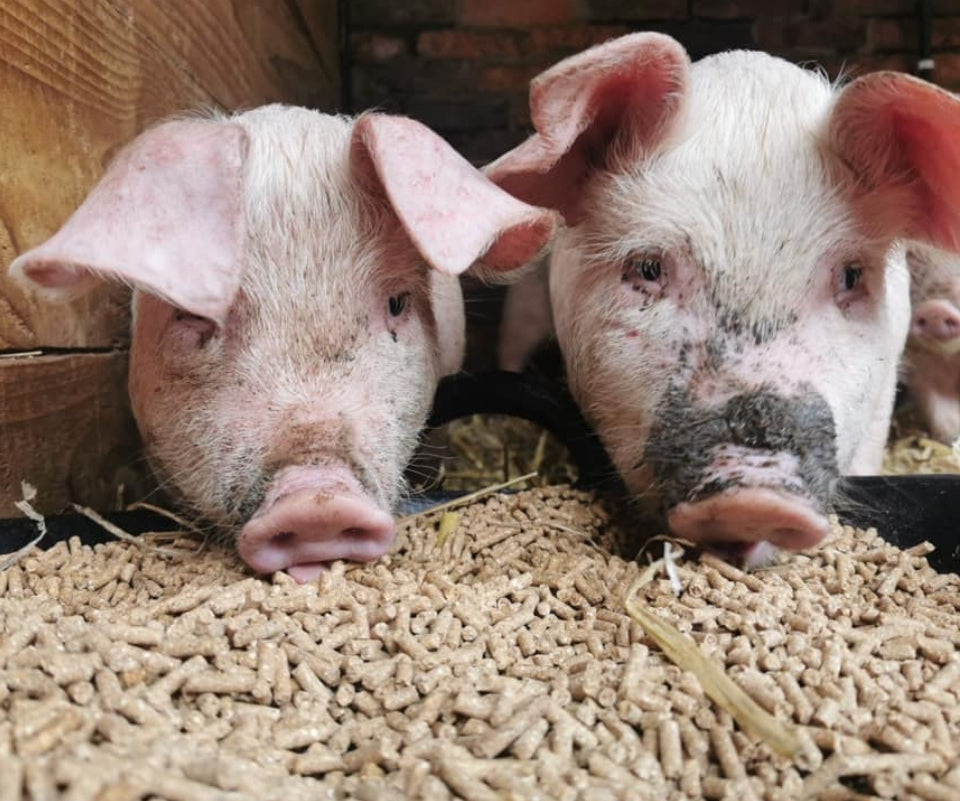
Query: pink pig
10,106,554,582
904,245,960,443
488,33,960,565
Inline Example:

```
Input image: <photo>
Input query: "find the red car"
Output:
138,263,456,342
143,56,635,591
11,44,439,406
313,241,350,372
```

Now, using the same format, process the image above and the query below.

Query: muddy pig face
10,106,554,581
488,34,960,565
904,245,960,443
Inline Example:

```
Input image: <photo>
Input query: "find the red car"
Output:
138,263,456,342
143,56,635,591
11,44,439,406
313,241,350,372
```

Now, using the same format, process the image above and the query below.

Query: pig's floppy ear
9,120,247,325
829,72,960,253
351,115,556,274
484,32,690,223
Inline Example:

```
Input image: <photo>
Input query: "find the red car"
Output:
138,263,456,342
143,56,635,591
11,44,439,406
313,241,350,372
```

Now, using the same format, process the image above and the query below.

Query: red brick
477,64,547,93
871,15,960,54
350,0,456,26
867,18,915,52
350,33,407,63
511,94,533,128
756,16,868,55
442,129,529,166
353,58,482,100
810,0,914,15
692,0,802,17
460,0,579,28
417,29,522,60
650,19,755,58
930,52,960,90
933,18,960,50
526,25,632,56
406,97,510,131
586,0,688,21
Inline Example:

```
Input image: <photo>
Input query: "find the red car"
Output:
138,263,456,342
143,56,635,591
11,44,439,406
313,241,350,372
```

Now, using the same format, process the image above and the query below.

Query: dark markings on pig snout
642,385,838,512
710,298,798,349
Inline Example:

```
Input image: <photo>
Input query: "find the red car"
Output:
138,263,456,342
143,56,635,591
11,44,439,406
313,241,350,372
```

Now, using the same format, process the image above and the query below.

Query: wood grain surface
0,352,149,515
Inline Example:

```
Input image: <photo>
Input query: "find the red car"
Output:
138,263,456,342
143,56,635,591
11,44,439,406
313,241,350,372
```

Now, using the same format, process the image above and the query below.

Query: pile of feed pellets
2,484,959,801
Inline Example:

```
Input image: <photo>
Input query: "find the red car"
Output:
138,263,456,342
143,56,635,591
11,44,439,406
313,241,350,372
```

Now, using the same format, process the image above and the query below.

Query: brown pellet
658,718,683,780
3,487,959,801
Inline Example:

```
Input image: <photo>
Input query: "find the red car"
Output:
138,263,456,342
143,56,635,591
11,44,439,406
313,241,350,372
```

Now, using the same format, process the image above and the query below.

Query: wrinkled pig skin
904,245,960,444
488,33,960,565
10,106,555,582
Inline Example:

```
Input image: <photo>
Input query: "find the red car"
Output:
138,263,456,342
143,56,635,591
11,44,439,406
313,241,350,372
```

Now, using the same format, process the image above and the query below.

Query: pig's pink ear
8,120,247,325
351,115,556,274
829,72,960,253
485,32,689,222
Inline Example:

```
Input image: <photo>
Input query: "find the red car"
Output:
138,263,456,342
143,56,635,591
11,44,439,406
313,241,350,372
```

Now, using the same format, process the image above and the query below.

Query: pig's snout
237,467,395,583
667,486,829,564
911,299,960,348
646,387,838,562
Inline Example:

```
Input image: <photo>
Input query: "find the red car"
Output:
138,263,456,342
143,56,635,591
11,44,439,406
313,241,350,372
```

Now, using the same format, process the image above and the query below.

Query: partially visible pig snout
646,387,838,564
911,299,960,354
237,465,395,584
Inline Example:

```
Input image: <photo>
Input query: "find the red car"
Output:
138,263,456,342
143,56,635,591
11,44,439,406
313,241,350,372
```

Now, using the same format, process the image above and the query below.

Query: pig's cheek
619,277,663,312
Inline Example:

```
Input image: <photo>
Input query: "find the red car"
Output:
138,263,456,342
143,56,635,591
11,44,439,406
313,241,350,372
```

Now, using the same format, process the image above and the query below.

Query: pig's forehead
238,108,367,229
233,107,423,288
592,152,856,274
586,55,858,276
678,55,836,192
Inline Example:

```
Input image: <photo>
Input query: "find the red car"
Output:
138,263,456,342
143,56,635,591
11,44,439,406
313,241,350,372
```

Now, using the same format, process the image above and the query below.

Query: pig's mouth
643,386,839,561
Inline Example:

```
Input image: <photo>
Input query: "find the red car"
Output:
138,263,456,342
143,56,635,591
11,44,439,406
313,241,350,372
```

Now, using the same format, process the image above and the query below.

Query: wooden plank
0,0,338,349
0,352,149,516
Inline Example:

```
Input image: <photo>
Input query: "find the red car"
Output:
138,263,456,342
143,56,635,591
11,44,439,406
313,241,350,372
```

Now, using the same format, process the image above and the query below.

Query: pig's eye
629,256,662,282
388,292,410,317
835,261,869,312
842,264,863,292
622,254,666,301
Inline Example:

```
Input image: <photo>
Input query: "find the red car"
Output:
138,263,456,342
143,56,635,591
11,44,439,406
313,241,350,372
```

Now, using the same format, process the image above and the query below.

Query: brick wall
348,0,960,165
346,0,960,370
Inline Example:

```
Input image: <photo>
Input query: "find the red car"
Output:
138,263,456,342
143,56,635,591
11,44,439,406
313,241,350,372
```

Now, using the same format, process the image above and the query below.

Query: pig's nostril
667,486,829,553
237,487,397,578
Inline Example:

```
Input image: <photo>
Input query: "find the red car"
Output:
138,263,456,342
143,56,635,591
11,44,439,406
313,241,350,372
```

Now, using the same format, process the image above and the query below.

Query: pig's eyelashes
634,257,662,282
388,292,410,317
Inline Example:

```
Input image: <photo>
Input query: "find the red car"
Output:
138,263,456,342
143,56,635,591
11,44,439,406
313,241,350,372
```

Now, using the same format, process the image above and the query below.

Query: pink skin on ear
484,32,690,222
351,114,556,275
9,120,247,325
829,72,960,254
